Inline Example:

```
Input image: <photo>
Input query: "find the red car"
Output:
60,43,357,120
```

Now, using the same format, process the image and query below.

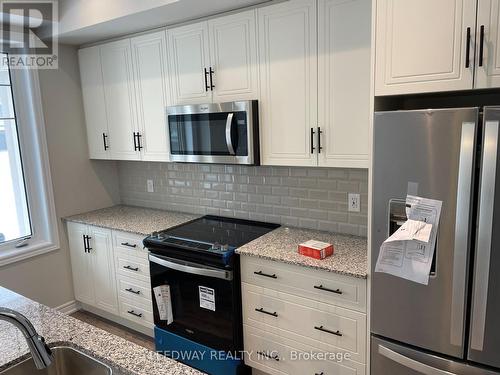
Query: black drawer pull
315,373,324,375
314,325,342,337
123,265,139,272
314,284,342,294
257,351,279,361
127,310,143,318
125,288,141,295
254,271,277,279
255,308,278,317
121,242,137,248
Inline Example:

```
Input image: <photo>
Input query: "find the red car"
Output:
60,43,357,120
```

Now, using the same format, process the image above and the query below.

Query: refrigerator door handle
378,345,457,375
470,120,499,351
450,122,476,346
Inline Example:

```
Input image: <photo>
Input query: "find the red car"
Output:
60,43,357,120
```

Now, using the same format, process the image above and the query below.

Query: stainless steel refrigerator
371,107,500,374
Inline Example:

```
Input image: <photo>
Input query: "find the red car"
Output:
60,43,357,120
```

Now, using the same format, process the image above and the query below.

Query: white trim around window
0,67,59,266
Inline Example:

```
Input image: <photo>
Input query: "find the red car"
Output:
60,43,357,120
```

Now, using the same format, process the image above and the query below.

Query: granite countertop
64,205,200,236
236,226,367,278
0,287,203,375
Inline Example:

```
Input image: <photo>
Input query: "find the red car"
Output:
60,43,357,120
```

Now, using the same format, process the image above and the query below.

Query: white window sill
0,241,60,267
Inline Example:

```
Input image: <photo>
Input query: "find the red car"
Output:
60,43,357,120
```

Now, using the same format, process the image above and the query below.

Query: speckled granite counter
64,205,200,236
0,287,203,375
236,227,367,278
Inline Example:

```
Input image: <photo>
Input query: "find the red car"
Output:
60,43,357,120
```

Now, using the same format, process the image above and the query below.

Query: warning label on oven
199,286,215,311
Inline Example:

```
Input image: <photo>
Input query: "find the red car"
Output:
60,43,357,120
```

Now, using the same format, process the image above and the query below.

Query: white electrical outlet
147,179,154,193
348,193,360,212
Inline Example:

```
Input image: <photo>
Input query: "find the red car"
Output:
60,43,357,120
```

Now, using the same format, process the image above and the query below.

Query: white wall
0,45,120,308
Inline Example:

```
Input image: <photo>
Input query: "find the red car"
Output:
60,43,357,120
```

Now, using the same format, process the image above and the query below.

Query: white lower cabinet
240,256,367,375
67,222,153,331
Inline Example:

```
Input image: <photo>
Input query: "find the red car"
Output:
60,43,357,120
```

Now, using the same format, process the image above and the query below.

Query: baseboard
56,300,80,315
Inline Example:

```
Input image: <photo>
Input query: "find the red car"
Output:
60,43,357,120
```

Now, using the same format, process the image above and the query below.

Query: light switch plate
348,193,360,212
147,179,154,193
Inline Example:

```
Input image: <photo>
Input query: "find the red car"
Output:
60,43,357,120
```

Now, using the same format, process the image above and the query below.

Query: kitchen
0,0,498,374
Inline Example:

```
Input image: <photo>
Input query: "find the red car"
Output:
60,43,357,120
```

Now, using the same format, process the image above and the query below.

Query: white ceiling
57,0,276,45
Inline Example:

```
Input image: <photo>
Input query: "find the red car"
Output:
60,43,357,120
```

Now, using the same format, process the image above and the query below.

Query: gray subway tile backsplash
117,162,368,237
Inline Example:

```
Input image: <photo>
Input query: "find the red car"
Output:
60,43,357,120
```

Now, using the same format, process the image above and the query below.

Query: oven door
167,101,258,165
149,253,238,351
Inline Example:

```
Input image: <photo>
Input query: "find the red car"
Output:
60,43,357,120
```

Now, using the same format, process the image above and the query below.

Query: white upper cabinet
208,10,259,102
78,46,109,159
475,0,500,88
318,0,371,168
167,22,212,105
100,39,140,160
258,0,318,167
375,0,476,95
131,32,171,162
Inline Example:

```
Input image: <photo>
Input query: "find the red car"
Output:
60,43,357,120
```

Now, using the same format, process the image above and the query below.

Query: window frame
0,65,59,266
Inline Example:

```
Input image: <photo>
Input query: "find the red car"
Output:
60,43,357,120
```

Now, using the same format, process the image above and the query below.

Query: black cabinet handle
465,27,471,68
102,133,109,150
479,25,485,67
82,235,88,253
315,373,324,375
127,310,143,318
314,325,342,337
85,236,92,252
204,68,210,91
257,351,279,361
314,285,342,294
209,67,215,90
317,127,323,153
123,265,139,272
133,132,138,151
125,288,141,295
121,242,137,248
254,271,277,279
136,132,143,151
255,308,278,317
310,128,316,154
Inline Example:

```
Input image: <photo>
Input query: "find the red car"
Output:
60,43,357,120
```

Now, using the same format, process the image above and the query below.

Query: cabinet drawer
243,325,365,375
113,231,147,256
241,256,366,312
117,276,153,308
116,254,150,281
242,283,366,363
119,299,154,327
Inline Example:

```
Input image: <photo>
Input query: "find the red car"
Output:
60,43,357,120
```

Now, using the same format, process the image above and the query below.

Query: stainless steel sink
1,347,112,375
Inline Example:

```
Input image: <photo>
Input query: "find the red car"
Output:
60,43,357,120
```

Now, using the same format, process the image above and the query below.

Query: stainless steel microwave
166,100,259,165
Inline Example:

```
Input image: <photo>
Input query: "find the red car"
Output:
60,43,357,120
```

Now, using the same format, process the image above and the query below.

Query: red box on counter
298,240,334,260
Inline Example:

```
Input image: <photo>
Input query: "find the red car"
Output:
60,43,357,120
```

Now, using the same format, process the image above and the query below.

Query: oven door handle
225,113,236,155
149,254,233,281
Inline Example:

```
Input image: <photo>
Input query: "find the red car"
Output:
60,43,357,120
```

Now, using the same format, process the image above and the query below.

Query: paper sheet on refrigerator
375,195,442,285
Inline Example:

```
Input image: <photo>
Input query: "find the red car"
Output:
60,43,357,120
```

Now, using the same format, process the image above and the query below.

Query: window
0,53,32,245
0,55,59,265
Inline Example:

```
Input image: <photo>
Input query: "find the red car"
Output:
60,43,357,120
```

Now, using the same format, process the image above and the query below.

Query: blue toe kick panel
154,326,248,375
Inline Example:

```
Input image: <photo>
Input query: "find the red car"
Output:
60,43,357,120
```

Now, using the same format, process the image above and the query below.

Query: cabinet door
67,222,94,305
318,0,371,168
475,0,500,88
167,22,212,105
89,226,118,314
375,0,476,95
100,39,140,160
131,32,171,162
78,46,109,159
258,0,318,166
209,10,259,102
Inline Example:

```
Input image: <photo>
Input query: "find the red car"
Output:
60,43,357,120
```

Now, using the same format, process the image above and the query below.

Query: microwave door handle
470,120,499,351
149,254,233,281
225,112,235,155
378,345,458,375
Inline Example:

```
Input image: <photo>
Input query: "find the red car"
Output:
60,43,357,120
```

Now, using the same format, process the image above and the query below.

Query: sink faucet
0,307,53,369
